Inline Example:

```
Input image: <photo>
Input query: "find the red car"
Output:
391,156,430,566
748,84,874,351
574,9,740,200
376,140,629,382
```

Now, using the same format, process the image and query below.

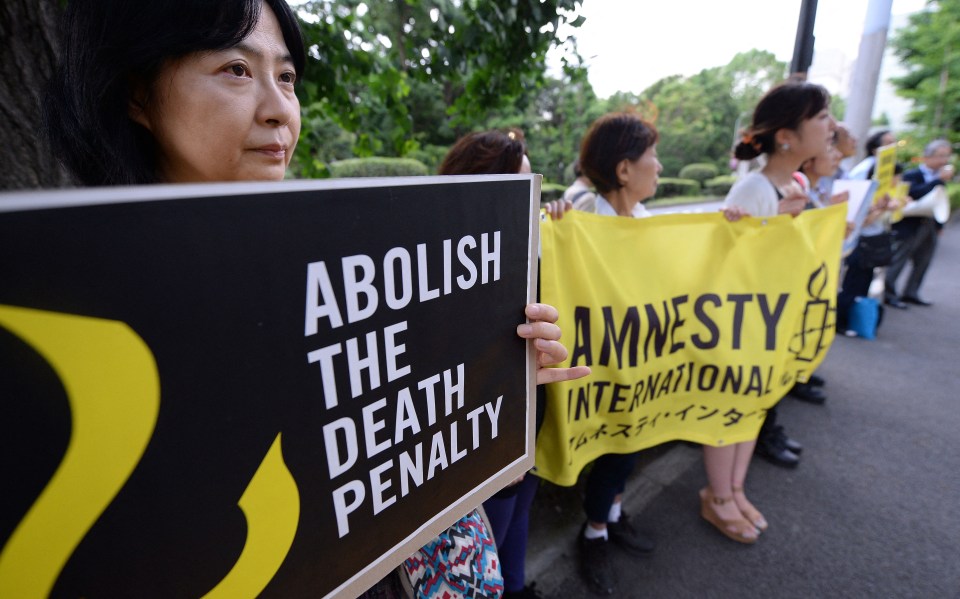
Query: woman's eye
227,64,248,77
280,71,296,84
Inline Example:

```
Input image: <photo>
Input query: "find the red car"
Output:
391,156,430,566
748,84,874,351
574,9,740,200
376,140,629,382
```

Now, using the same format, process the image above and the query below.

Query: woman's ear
127,82,152,130
774,128,796,149
616,158,631,186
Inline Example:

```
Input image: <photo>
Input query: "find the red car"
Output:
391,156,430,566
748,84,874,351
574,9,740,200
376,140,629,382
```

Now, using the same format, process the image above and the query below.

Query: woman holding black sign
438,128,574,599
44,2,587,597
45,1,582,382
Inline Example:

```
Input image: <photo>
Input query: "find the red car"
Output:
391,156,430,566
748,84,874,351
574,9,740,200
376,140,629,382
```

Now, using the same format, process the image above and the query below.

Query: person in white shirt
572,112,661,595
719,81,837,540
561,159,598,210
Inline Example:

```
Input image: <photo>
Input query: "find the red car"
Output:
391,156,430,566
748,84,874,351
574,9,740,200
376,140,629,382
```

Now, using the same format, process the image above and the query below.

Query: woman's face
792,108,836,161
809,145,842,178
621,145,662,201
133,3,300,182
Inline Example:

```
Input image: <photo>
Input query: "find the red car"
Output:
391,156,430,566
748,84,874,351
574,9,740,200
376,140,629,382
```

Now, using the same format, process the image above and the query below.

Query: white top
593,195,650,218
847,156,875,180
723,172,779,217
562,178,597,207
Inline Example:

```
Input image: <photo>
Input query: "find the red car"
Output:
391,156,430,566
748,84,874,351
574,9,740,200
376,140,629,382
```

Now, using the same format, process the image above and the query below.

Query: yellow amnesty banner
535,205,846,486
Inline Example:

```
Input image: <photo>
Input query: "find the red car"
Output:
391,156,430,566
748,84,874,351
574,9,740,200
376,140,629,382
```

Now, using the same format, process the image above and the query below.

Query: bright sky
558,0,929,99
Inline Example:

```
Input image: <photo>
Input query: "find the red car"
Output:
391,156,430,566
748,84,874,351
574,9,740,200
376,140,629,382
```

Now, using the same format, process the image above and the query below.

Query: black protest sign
0,176,539,598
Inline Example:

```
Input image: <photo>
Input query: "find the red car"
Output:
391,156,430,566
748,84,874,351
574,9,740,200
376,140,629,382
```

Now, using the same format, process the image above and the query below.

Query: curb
523,443,702,592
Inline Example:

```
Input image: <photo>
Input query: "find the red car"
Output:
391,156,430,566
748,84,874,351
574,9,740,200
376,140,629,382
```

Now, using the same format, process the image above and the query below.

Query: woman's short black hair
734,81,831,161
578,113,658,195
44,0,306,186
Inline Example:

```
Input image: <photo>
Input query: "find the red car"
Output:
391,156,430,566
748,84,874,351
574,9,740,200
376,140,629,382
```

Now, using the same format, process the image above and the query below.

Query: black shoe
885,298,909,310
772,425,802,454
808,374,826,387
607,512,655,555
901,296,932,306
503,582,545,599
790,382,826,405
755,437,800,468
579,526,615,595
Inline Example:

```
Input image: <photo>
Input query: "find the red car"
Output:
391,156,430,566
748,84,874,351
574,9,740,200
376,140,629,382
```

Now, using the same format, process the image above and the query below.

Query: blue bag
848,296,880,340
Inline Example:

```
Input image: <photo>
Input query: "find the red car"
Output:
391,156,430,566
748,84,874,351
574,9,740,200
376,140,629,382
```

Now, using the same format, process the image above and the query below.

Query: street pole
844,0,894,164
791,0,819,78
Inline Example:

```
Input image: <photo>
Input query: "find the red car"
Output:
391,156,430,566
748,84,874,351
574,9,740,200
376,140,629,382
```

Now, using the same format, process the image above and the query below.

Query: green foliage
654,178,701,198
678,163,719,183
288,1,788,189
638,50,787,176
292,0,585,172
292,107,356,179
704,175,737,196
540,182,567,202
329,157,429,178
830,94,846,121
890,1,960,142
872,112,891,127
947,183,960,212
404,144,450,174
515,72,605,185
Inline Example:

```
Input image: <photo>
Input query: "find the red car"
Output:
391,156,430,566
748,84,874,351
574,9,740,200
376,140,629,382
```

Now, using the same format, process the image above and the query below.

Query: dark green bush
329,157,429,178
540,182,567,203
705,175,737,197
655,177,701,198
947,183,960,212
678,163,719,184
405,145,448,174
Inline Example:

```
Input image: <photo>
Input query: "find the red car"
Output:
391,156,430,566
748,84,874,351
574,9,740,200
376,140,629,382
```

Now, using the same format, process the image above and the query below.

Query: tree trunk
0,0,73,190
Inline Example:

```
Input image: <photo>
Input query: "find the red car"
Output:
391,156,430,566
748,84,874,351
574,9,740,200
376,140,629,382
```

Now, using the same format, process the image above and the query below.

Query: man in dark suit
885,140,954,307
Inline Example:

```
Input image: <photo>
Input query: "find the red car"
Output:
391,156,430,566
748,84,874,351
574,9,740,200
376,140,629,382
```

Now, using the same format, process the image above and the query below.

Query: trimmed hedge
540,182,566,203
947,183,960,212
329,157,429,178
678,163,719,184
655,177,700,198
705,175,737,197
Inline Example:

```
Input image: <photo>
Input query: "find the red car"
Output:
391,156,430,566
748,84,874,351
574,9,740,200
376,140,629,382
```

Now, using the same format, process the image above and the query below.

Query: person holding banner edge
436,127,576,599
719,81,837,542
569,112,663,596
43,2,589,597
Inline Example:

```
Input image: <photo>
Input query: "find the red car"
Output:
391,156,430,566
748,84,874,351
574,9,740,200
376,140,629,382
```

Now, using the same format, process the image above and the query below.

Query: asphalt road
524,216,960,598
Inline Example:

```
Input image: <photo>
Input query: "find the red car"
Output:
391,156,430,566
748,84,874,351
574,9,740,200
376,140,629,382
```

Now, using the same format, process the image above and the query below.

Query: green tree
890,0,960,142
292,0,585,176
722,49,787,116
636,50,786,176
515,66,605,184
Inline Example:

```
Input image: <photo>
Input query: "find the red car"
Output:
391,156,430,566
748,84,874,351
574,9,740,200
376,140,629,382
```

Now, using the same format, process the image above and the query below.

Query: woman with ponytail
701,81,836,544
